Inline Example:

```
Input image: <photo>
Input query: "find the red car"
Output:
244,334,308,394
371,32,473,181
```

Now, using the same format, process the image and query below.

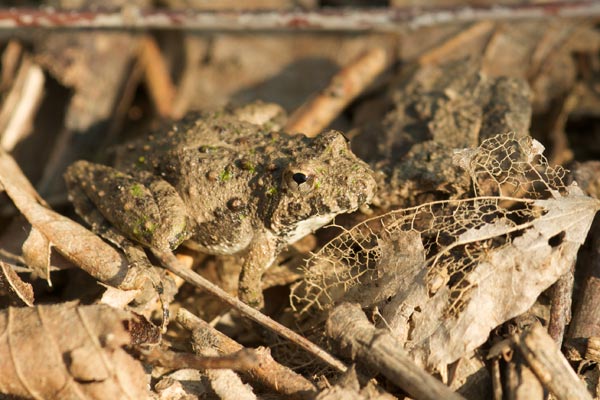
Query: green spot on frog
132,217,157,240
266,187,277,196
219,170,233,182
130,184,145,198
137,156,146,165
242,161,256,173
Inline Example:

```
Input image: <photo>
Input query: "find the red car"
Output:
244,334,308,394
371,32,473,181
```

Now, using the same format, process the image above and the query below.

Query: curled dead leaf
0,261,34,306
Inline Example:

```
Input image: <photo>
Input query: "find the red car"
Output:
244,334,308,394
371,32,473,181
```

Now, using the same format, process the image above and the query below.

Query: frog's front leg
64,160,192,252
237,231,279,310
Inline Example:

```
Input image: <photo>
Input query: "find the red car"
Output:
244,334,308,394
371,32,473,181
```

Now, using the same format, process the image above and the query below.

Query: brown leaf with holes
0,302,150,399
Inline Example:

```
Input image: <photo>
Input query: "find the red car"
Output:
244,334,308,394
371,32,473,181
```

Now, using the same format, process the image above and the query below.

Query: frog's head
268,130,377,244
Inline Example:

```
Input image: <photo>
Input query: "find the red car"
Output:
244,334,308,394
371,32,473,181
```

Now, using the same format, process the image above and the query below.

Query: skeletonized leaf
0,302,150,399
291,133,600,371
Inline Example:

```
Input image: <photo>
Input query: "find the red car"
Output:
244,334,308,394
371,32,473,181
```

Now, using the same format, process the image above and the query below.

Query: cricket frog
65,103,377,308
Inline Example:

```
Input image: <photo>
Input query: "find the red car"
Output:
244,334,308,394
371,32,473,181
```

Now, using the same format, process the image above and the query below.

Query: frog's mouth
281,211,339,245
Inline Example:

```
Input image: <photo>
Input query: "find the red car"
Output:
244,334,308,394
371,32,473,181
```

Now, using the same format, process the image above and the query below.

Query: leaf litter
291,132,600,372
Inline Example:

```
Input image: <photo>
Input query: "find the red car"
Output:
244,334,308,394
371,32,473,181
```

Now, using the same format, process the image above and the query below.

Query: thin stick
177,308,317,399
285,48,387,137
547,264,575,345
153,250,347,373
417,21,494,65
141,346,259,371
0,2,598,31
0,56,44,151
139,36,176,118
326,302,465,400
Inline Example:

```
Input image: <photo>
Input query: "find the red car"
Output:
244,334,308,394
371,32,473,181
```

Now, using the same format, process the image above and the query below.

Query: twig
489,357,502,400
564,163,600,359
153,249,347,373
0,56,44,151
139,36,176,118
141,346,259,371
547,263,575,345
285,48,387,137
503,353,544,400
417,20,494,65
514,323,593,400
0,2,598,31
1,40,23,90
325,302,466,400
568,214,600,339
177,308,317,399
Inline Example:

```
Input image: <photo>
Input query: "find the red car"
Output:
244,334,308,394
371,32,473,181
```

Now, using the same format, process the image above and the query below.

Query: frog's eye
292,173,308,184
284,169,316,193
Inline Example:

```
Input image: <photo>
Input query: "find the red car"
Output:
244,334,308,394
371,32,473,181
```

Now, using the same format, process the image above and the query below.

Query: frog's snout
356,169,377,205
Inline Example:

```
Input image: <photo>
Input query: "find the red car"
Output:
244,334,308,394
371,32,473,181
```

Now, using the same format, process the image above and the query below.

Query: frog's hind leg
64,160,191,252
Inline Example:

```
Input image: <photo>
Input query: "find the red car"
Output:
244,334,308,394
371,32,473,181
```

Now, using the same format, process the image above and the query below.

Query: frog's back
114,111,269,171
111,110,282,254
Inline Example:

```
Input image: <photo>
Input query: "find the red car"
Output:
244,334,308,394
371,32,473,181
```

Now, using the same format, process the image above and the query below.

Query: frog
64,102,377,309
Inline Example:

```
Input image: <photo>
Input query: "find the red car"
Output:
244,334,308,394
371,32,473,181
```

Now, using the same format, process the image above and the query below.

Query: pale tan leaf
22,227,51,285
0,302,150,399
100,284,141,309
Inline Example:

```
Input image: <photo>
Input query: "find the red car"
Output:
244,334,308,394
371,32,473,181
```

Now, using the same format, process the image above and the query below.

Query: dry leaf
100,284,142,310
0,302,150,399
291,133,600,371
0,261,34,306
22,227,52,284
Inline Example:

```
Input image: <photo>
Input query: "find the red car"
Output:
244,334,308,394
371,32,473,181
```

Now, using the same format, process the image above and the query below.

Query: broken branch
514,323,593,400
325,302,465,400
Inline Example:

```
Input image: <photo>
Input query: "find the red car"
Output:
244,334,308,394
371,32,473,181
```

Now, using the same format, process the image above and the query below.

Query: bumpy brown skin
65,105,377,309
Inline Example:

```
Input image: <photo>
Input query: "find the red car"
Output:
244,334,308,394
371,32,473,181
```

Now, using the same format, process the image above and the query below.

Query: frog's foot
237,235,278,310
65,160,191,252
